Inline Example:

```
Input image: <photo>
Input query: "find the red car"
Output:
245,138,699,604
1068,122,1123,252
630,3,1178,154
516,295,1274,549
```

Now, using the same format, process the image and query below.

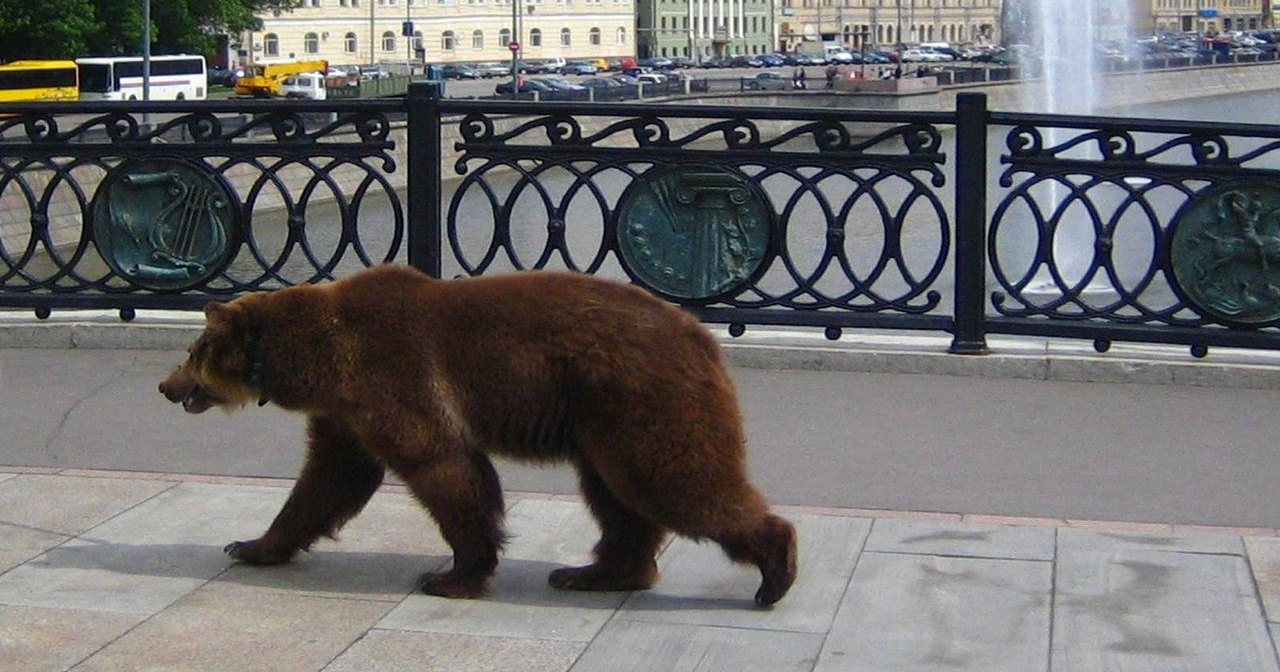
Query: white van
279,72,327,100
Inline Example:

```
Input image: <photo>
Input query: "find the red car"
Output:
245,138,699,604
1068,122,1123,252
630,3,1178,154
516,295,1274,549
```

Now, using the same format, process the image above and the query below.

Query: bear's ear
204,301,230,323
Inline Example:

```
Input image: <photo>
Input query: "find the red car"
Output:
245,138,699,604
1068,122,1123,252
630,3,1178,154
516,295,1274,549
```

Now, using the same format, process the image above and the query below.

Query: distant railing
3,85,1280,357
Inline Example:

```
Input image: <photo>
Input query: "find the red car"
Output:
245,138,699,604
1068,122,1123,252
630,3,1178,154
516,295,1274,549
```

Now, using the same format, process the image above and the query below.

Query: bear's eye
189,336,208,361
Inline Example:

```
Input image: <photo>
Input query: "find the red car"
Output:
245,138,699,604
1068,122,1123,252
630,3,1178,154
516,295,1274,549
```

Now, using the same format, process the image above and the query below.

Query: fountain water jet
1018,0,1133,298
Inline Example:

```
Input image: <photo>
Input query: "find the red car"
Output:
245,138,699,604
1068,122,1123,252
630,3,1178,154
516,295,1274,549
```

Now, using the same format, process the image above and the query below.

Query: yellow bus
234,59,328,97
0,60,78,102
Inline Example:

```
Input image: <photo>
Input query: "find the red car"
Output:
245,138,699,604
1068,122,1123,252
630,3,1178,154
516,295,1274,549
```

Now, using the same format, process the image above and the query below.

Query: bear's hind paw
548,563,657,593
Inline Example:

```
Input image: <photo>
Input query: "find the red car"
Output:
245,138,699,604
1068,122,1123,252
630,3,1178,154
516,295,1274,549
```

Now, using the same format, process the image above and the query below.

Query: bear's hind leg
713,513,798,607
396,450,506,599
225,415,385,565
549,461,665,593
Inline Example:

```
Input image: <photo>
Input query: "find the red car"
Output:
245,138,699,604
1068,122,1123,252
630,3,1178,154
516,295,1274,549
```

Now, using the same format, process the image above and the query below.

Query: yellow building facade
241,0,637,68
776,0,1002,54
1149,0,1267,33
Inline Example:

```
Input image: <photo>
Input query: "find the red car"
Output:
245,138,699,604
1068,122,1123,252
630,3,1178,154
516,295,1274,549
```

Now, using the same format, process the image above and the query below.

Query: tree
0,0,298,61
0,0,99,61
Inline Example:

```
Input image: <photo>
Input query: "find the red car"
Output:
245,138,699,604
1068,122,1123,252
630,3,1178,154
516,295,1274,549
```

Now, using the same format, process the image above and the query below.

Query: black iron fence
3,85,1280,357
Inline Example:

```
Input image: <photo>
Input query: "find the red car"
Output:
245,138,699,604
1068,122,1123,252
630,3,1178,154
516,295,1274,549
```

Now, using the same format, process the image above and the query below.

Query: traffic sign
509,41,520,52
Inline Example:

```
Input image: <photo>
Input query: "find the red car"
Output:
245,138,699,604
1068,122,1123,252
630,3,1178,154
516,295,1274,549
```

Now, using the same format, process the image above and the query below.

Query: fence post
406,81,442,277
950,92,989,354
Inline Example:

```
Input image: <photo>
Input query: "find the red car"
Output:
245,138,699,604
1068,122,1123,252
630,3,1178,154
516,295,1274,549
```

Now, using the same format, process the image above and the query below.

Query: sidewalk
2,467,1279,672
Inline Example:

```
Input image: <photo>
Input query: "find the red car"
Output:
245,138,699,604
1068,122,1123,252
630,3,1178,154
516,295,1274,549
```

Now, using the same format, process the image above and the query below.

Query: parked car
902,48,952,63
560,61,598,76
638,57,675,70
440,64,481,80
494,78,555,95
730,55,764,68
581,77,623,90
758,54,786,67
700,56,730,68
474,62,511,77
742,71,790,90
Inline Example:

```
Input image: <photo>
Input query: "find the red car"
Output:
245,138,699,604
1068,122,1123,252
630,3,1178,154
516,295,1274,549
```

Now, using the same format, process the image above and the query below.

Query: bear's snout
159,368,216,414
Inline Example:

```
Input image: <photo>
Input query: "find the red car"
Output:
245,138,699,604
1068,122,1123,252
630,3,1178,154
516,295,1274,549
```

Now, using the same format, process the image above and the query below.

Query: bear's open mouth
181,386,218,414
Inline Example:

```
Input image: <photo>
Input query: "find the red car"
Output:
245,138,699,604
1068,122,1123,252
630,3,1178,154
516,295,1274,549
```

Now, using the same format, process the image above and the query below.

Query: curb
4,309,1280,389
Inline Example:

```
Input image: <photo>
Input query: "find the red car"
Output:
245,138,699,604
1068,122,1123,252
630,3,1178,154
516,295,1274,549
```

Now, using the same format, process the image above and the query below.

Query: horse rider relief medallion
1169,182,1280,327
615,165,773,302
92,159,239,291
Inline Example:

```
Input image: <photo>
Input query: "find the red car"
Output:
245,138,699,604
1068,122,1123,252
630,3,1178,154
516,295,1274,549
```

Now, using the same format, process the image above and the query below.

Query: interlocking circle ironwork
91,158,239,291
615,165,773,301
1169,181,1280,326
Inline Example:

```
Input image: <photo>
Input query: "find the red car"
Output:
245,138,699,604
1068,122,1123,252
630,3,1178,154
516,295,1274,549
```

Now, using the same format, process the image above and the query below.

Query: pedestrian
797,68,806,90
824,64,837,88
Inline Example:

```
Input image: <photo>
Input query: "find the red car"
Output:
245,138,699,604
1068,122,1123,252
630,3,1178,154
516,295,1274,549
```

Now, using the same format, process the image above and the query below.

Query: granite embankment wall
943,60,1280,112
4,62,1278,258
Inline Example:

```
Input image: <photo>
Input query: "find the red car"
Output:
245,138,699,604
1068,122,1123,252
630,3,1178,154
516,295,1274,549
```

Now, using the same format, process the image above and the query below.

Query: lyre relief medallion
615,165,773,301
1169,182,1280,326
92,159,238,291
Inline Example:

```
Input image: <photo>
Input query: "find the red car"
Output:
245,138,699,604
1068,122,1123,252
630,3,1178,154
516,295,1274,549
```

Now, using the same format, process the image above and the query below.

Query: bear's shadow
29,541,751,611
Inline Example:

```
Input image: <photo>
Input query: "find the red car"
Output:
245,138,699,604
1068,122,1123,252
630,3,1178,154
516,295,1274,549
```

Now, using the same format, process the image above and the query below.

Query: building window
530,28,542,46
441,30,456,50
264,33,279,57
560,27,571,46
304,32,320,53
382,31,396,51
414,32,424,52
500,28,512,45
344,32,357,53
616,27,626,44
589,27,601,45
472,30,484,49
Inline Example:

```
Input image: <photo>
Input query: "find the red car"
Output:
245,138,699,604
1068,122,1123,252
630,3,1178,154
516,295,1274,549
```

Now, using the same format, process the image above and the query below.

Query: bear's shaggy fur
159,264,797,606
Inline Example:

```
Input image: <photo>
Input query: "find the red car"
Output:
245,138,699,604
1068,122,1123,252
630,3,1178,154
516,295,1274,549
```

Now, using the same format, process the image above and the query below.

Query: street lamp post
141,0,151,103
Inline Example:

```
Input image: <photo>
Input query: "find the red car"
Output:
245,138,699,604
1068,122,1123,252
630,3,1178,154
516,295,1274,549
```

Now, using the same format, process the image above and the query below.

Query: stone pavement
3,467,1280,672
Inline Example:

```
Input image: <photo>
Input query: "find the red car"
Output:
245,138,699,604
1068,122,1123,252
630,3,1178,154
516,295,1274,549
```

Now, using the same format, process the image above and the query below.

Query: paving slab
1247,537,1280,624
71,582,393,672
815,552,1051,672
864,518,1056,561
0,474,174,535
376,498,627,642
0,521,68,574
569,620,825,672
0,481,294,614
618,513,870,633
1058,526,1246,556
1052,548,1278,672
322,630,585,672
0,604,142,672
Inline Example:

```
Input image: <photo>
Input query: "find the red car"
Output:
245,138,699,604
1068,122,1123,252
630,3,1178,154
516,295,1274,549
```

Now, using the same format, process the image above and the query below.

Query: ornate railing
2,86,1279,357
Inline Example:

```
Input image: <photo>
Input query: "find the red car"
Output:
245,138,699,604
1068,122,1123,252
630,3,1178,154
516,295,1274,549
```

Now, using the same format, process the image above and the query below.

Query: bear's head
159,300,265,414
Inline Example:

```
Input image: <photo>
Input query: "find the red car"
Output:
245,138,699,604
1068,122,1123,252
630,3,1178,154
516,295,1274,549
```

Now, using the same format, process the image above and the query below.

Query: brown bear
159,264,796,606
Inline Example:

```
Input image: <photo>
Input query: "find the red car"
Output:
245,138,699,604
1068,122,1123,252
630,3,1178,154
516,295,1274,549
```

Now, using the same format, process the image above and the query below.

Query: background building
240,0,636,68
776,0,1001,55
636,0,774,59
1150,0,1267,34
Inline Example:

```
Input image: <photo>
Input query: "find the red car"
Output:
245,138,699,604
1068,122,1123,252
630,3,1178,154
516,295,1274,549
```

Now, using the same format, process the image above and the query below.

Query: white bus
76,55,207,101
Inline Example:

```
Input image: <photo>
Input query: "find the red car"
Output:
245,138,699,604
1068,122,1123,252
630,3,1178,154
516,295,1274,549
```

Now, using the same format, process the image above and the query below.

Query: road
3,346,1278,528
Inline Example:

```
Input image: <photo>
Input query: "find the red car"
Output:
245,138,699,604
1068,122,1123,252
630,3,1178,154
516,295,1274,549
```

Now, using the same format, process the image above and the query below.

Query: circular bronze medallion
1169,182,1280,326
92,159,238,291
615,165,772,301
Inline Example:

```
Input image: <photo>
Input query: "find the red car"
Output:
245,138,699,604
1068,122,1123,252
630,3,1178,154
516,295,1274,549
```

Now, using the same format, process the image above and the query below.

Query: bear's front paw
223,539,292,565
